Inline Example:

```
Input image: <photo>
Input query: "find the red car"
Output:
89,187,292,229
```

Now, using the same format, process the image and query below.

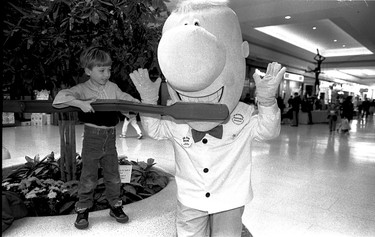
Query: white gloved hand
253,62,286,106
129,68,162,104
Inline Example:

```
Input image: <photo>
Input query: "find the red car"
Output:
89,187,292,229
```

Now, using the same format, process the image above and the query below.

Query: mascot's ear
241,41,250,58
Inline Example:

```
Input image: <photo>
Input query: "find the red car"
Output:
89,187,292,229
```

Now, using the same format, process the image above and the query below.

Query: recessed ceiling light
312,26,317,30
343,45,346,47
285,16,291,20
334,39,338,42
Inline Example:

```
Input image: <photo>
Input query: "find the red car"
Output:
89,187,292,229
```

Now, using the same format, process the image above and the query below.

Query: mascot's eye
183,21,200,26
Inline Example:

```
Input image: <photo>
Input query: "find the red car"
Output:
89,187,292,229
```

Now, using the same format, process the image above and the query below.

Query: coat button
202,138,208,144
203,168,209,173
205,192,210,198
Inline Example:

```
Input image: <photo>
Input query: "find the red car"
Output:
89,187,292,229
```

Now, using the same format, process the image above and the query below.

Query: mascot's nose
158,25,226,92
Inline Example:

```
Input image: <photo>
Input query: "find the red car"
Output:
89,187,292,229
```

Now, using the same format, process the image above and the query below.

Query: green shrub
2,152,169,216
3,0,169,99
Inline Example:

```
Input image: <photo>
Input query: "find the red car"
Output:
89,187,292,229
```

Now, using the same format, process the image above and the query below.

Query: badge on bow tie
191,125,223,143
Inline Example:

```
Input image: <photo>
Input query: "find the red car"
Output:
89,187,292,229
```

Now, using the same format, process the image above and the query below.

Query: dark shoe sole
74,221,89,229
110,211,129,223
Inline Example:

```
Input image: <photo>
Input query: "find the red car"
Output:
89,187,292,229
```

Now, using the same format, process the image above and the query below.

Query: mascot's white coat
130,0,286,235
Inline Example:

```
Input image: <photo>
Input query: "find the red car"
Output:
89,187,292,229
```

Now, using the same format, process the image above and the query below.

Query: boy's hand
79,99,96,113
253,62,286,106
130,68,161,104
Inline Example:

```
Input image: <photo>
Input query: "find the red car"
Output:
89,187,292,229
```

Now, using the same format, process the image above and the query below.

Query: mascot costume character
130,0,286,236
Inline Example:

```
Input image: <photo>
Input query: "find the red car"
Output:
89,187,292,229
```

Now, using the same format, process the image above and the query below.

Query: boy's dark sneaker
109,206,129,223
74,208,89,229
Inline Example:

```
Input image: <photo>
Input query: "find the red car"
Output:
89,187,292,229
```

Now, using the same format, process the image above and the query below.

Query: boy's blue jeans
75,125,122,210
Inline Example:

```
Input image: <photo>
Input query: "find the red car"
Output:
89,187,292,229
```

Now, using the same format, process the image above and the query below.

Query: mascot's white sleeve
139,113,174,140
251,103,281,141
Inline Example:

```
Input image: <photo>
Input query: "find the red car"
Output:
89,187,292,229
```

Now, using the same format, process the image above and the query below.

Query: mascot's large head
158,0,249,131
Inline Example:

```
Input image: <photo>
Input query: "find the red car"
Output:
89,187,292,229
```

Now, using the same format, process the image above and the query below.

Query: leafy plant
3,152,61,183
2,177,79,216
119,157,169,204
2,152,169,216
3,0,169,99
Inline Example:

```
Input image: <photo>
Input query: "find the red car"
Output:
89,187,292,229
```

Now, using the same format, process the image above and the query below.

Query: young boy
53,46,139,229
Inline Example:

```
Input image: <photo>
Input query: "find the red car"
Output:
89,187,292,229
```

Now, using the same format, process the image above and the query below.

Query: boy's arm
113,83,140,116
52,85,96,112
62,99,96,113
114,84,140,103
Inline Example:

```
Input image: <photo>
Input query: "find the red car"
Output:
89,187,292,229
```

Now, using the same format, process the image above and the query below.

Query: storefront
319,80,334,104
278,72,304,106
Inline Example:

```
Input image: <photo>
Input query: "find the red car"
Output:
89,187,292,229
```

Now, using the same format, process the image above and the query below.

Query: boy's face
85,66,111,86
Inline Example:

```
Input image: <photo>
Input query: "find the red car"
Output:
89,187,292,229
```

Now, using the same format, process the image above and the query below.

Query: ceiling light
323,47,372,57
334,39,337,42
255,26,323,54
285,16,291,20
254,19,373,57
312,26,317,30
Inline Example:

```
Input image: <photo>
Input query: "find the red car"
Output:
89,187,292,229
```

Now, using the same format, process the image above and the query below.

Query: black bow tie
191,125,223,143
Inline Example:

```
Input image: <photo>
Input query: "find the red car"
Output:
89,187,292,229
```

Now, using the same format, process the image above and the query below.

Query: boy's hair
80,46,112,69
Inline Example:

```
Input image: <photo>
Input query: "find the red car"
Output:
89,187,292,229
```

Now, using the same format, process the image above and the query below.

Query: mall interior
2,1,375,237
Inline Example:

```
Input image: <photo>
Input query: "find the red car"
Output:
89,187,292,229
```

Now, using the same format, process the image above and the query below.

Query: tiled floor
2,115,375,237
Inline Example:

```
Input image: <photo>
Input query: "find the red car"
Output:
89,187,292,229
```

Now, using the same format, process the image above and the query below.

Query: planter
2,154,169,217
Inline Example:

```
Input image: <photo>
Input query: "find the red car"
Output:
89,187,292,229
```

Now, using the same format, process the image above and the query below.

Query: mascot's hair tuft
174,0,229,13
